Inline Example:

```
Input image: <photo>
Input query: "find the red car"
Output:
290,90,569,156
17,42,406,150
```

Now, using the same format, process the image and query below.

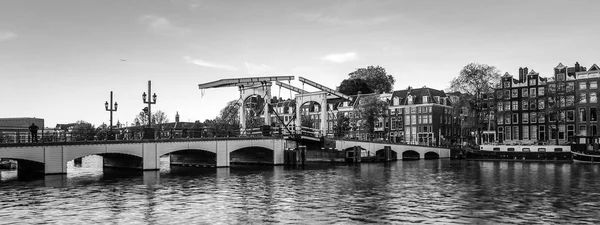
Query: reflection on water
2,157,600,224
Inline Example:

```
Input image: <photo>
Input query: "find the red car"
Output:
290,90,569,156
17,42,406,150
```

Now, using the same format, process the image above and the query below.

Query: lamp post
105,91,118,132
142,80,157,127
142,81,157,139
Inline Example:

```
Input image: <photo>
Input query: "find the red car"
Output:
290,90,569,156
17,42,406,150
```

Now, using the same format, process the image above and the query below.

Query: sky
1,0,599,127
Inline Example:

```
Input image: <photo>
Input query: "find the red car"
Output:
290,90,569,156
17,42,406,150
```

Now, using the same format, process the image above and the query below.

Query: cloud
295,12,396,26
245,62,275,75
140,15,191,36
0,31,17,41
184,56,237,71
321,52,358,63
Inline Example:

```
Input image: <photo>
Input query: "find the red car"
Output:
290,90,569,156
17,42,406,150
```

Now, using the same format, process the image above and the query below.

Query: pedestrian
28,123,39,143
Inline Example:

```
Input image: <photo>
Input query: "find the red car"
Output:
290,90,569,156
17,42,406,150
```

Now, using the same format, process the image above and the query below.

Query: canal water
2,156,600,224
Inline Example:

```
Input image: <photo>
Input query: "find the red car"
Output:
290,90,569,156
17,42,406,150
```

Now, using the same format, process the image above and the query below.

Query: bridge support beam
142,143,159,170
103,154,143,169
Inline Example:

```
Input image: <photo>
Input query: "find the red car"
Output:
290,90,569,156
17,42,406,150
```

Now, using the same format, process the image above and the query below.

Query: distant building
0,117,45,143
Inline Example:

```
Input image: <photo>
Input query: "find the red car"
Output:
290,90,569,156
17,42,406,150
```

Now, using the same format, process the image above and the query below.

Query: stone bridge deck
0,137,290,174
335,139,451,159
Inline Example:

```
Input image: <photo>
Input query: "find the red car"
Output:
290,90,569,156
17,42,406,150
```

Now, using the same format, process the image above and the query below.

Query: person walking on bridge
29,123,39,143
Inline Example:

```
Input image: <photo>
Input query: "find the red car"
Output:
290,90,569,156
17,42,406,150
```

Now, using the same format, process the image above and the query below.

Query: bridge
335,139,450,160
0,137,290,175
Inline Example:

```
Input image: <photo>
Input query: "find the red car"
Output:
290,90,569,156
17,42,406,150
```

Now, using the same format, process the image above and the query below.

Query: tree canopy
344,65,395,94
448,63,501,144
355,95,389,137
337,78,374,96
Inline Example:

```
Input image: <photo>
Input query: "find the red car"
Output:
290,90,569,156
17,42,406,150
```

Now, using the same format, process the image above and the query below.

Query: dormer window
393,97,399,106
408,95,414,105
423,96,429,103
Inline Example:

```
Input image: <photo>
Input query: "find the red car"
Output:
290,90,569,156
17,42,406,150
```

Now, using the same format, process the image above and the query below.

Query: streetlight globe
142,92,147,101
152,93,157,102
105,101,109,110
114,102,118,110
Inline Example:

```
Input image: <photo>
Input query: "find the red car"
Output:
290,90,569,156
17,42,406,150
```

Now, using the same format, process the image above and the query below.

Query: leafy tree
355,95,389,138
347,65,395,93
133,110,169,127
337,78,374,95
333,112,350,138
448,63,501,145
71,120,96,141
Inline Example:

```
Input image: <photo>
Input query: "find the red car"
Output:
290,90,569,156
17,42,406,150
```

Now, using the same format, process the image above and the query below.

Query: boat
467,144,572,162
0,159,16,170
572,151,600,163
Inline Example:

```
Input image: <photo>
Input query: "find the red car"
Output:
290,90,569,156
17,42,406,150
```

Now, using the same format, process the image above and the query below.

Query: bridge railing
0,127,285,146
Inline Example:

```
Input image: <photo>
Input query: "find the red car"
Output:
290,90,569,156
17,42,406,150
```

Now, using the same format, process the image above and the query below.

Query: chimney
575,62,581,72
518,67,524,82
523,67,529,82
175,111,180,123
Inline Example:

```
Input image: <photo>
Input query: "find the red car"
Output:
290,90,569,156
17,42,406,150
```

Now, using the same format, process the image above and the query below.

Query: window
592,125,598,136
504,81,511,88
580,93,587,103
539,113,545,123
405,115,410,125
391,118,397,130
580,108,587,122
531,125,538,140
530,112,537,123
580,81,587,90
512,101,519,111
567,95,575,106
579,125,587,136
559,125,565,140
538,99,545,109
530,88,537,97
568,125,575,138
522,88,528,97
496,90,503,99
505,114,511,124
567,110,574,122
498,127,504,141
549,84,556,93
423,96,429,103
512,114,519,124
591,81,598,89
539,125,546,141
539,87,545,96
523,113,529,123
567,82,575,92
497,102,503,111
504,101,511,111
505,126,511,140
530,100,536,110
504,90,510,99
408,95,414,104
591,92,597,103
512,89,518,98
529,79,536,86
522,101,529,110
591,108,597,121
428,115,432,124
393,97,400,106
513,126,519,140
498,115,504,124
410,107,416,113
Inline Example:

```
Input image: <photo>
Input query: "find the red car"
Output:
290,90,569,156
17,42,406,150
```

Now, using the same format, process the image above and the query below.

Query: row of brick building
488,62,600,145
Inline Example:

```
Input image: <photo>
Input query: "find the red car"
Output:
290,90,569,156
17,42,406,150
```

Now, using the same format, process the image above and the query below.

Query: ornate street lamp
142,80,157,139
105,91,118,133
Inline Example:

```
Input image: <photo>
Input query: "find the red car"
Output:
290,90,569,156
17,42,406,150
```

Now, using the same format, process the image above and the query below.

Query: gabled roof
527,70,538,75
589,64,600,71
391,87,447,105
555,63,566,69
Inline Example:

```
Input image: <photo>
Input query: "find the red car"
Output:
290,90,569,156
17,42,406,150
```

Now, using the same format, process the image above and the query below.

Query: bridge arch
402,150,420,160
230,146,274,164
375,149,398,160
166,149,217,167
424,151,440,159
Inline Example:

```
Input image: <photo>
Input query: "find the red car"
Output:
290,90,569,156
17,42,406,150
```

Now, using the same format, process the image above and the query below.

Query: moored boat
468,144,572,162
572,151,600,163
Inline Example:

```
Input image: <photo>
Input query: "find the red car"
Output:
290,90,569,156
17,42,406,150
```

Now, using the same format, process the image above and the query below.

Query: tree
355,95,389,139
133,110,169,127
337,78,374,95
347,65,395,93
71,120,96,141
448,63,501,145
333,112,350,138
